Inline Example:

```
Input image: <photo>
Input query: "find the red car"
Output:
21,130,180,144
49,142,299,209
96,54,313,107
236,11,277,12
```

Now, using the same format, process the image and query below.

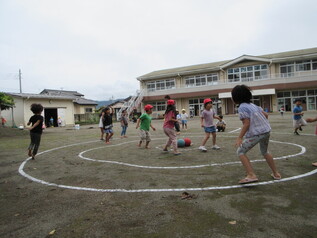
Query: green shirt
139,113,152,131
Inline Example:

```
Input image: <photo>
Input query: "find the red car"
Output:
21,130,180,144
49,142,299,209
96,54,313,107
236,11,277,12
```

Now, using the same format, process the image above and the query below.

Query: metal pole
19,69,22,93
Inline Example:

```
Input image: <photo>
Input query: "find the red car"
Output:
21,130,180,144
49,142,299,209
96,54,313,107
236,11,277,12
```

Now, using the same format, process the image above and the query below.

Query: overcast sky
0,0,316,101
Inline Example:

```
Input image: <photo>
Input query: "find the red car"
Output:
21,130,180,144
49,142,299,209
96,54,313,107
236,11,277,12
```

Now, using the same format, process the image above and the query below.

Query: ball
184,138,191,147
177,139,185,147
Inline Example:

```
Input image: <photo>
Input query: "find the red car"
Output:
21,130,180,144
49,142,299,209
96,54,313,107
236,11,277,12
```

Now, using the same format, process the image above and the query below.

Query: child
180,109,189,130
1,117,7,127
231,85,281,184
120,109,129,138
199,98,221,152
216,115,226,132
27,103,44,160
57,117,62,127
279,106,285,117
98,108,106,140
163,100,181,155
293,99,307,135
306,115,317,167
103,106,114,144
136,104,156,148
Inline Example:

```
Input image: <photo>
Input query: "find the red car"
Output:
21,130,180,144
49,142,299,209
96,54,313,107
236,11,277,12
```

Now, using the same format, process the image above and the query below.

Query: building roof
74,97,98,105
7,92,76,100
7,92,98,105
138,47,317,80
40,89,84,97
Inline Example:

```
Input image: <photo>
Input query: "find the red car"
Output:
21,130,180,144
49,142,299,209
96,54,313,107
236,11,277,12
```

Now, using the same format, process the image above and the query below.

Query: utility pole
19,69,22,93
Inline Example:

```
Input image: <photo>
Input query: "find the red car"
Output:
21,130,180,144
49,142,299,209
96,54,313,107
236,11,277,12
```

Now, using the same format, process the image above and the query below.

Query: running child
199,98,221,152
163,100,181,155
231,85,281,184
293,98,307,135
103,106,114,144
180,109,189,130
27,103,44,160
120,109,129,138
136,104,156,148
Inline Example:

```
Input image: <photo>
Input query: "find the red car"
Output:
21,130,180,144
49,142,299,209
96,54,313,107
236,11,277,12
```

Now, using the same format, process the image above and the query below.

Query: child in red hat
199,98,221,152
136,104,156,148
163,100,181,155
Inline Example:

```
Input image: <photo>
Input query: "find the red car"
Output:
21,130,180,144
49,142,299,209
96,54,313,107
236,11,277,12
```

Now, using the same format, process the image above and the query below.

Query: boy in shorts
136,104,156,148
293,98,307,135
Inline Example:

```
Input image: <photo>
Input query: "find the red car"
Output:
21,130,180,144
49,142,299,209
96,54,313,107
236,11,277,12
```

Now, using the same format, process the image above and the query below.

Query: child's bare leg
105,134,110,144
100,128,104,139
239,154,257,179
28,149,32,157
264,153,281,178
108,133,114,140
212,132,216,145
145,141,150,149
138,141,142,147
201,133,210,146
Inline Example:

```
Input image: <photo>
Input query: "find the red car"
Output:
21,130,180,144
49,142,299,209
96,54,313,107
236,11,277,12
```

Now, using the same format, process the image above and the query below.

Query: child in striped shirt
231,85,281,184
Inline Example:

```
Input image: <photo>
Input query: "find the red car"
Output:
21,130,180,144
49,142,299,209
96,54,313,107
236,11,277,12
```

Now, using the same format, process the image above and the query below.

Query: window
207,74,218,85
165,79,175,89
185,74,218,87
227,64,268,82
149,101,166,111
85,108,93,113
296,60,311,71
146,79,175,92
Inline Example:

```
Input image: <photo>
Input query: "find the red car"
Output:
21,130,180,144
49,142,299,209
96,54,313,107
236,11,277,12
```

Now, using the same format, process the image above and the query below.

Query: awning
219,88,276,99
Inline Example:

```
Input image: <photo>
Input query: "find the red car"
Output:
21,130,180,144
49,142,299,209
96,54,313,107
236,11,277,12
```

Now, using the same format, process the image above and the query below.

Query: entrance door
44,108,58,127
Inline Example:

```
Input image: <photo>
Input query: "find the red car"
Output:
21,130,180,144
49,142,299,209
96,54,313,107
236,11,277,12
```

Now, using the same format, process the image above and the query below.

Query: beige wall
2,97,76,127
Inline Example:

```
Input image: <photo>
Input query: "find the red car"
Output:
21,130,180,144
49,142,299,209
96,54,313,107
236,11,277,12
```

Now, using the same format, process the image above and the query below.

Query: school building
136,47,317,117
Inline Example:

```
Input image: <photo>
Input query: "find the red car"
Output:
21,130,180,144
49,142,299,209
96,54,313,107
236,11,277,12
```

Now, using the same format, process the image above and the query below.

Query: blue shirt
293,105,302,120
238,103,271,138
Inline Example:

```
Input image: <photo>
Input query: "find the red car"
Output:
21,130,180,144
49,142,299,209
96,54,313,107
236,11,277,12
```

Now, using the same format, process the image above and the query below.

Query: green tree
0,93,15,117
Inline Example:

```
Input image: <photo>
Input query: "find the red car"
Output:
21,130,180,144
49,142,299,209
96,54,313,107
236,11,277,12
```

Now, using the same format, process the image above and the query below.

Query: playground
0,112,317,237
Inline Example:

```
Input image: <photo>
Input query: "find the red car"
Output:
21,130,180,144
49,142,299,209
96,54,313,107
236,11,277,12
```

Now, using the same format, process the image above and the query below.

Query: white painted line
78,138,306,169
18,158,317,192
228,128,241,133
18,136,314,193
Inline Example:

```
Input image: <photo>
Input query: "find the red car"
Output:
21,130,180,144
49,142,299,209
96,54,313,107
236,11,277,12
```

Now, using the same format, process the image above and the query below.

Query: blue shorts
181,120,187,125
204,126,216,133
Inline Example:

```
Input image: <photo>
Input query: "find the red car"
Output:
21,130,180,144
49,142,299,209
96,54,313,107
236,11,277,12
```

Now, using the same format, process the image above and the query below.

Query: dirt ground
1,112,317,238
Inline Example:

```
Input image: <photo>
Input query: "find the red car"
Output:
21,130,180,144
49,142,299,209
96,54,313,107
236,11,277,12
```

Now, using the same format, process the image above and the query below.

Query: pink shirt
163,111,176,128
201,109,215,127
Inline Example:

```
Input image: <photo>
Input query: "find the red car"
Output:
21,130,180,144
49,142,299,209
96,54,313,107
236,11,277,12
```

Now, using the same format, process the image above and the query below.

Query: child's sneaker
199,146,207,152
212,145,220,150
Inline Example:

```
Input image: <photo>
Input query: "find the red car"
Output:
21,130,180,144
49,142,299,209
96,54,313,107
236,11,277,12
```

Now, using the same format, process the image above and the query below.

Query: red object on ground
184,138,191,147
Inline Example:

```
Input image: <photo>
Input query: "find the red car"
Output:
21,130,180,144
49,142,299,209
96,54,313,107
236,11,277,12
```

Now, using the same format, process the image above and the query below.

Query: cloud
0,0,316,100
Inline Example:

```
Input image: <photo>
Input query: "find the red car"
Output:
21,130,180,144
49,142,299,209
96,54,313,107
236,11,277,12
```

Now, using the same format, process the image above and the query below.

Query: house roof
137,47,317,81
40,89,84,97
74,97,98,105
7,92,98,105
7,92,76,100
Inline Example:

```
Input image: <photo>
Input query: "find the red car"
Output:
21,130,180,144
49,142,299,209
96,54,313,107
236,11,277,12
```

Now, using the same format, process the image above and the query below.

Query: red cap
167,99,175,105
144,104,153,111
203,98,212,104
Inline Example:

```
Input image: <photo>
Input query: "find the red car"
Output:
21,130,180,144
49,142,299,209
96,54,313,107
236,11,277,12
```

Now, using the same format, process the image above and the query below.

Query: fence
74,113,100,125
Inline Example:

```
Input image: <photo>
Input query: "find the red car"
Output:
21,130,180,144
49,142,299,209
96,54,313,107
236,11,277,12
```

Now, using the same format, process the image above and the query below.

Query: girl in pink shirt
163,100,181,155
